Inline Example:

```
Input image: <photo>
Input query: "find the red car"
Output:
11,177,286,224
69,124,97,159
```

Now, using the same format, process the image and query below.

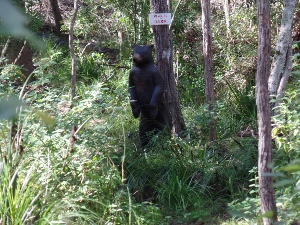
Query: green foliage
272,89,300,154
0,64,26,83
270,88,300,222
77,52,125,83
227,167,261,224
0,0,44,49
2,0,300,224
227,88,300,224
0,158,42,225
108,0,151,44
0,47,165,224
224,80,256,125
124,141,214,223
123,113,258,223
177,63,205,106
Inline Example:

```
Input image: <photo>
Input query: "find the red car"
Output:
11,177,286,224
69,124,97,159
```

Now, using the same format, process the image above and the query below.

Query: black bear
129,44,171,147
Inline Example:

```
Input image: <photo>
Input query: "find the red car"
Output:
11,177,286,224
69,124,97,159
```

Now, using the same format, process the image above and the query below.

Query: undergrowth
0,51,260,224
1,13,300,223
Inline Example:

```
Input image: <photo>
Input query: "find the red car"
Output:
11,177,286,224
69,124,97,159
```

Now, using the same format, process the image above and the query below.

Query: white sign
149,13,172,25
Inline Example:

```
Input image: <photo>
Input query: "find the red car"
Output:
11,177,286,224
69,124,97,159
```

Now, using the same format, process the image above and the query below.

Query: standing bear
129,44,171,147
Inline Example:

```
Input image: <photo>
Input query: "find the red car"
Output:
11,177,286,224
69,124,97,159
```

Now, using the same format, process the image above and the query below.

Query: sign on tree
149,13,171,25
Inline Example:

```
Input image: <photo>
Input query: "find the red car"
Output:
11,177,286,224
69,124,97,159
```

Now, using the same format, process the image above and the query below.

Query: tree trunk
201,0,216,142
69,0,80,102
150,0,185,135
133,0,137,44
1,37,10,60
268,0,295,113
275,37,293,110
167,0,172,12
256,0,278,224
49,0,64,36
223,0,231,37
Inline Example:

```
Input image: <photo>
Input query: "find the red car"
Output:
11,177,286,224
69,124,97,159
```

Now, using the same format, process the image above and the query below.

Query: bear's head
132,44,154,65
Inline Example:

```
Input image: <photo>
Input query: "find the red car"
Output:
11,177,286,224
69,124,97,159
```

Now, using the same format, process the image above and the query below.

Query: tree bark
201,0,216,142
256,0,278,224
275,37,292,110
167,0,172,12
69,0,80,102
1,37,10,60
133,0,137,44
150,0,185,135
223,0,231,37
49,0,64,36
268,0,295,113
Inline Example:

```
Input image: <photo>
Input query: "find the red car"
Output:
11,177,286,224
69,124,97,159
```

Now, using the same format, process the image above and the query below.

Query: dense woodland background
1,0,300,224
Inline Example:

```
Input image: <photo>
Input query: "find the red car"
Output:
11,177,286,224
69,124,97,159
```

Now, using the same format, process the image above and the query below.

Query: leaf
35,110,55,128
280,164,300,173
291,70,300,75
261,210,274,218
273,179,294,188
292,52,300,58
0,0,45,49
263,172,285,177
228,210,254,219
0,96,25,120
272,127,278,137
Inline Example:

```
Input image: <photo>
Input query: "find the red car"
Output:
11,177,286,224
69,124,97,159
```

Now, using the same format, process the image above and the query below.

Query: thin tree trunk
268,0,295,113
150,0,185,135
13,40,27,65
256,0,278,224
1,37,10,60
167,0,172,12
133,0,137,44
69,0,80,102
224,0,231,37
201,0,216,142
49,0,63,36
169,0,183,30
275,37,293,110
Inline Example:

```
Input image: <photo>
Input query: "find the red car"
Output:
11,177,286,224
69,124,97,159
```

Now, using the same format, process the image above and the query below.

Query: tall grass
0,58,167,224
0,160,41,224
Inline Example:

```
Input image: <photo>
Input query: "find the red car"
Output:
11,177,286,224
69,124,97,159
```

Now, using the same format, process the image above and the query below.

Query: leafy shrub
272,89,300,155
227,88,300,224
0,64,25,83
271,88,300,223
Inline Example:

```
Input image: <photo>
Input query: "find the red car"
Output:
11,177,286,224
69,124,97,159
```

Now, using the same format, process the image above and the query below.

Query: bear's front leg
150,74,164,120
130,101,140,118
